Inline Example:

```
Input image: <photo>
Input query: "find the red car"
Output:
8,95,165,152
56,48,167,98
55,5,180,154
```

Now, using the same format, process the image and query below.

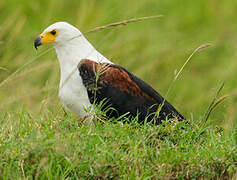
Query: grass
0,108,236,179
0,0,237,179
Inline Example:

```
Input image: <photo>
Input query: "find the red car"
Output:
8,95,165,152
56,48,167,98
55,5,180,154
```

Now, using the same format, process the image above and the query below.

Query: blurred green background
0,0,236,127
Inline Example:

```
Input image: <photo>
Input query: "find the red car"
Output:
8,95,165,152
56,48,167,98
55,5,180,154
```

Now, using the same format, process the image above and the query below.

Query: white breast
58,69,92,117
54,31,112,119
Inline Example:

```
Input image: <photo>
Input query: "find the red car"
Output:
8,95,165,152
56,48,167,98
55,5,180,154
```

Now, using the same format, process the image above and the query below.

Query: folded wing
78,59,185,124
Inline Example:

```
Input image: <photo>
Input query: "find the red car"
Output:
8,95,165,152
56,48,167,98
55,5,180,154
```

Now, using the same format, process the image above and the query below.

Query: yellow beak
34,32,56,50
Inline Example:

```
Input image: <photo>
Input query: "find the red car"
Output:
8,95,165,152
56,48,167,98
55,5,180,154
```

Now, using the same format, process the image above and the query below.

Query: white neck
55,34,111,65
54,34,112,87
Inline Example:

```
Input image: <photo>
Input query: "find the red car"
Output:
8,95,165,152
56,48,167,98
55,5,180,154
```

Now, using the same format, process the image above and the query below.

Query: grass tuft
203,82,228,123
0,107,236,179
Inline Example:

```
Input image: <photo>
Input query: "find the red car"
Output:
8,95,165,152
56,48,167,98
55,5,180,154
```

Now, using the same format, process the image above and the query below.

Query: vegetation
0,109,236,179
0,0,236,179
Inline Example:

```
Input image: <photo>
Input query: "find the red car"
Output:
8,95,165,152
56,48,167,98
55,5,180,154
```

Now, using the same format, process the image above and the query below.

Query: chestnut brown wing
78,59,185,124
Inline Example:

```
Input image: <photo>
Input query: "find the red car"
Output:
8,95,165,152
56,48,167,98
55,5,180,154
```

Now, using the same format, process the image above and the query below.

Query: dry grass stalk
173,43,212,81
0,47,54,88
0,67,10,72
0,15,163,89
203,84,237,124
203,82,228,123
165,43,212,99
155,43,212,117
85,15,163,34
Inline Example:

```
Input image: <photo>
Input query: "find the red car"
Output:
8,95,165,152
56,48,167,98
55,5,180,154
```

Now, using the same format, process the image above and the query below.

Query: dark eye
50,30,56,35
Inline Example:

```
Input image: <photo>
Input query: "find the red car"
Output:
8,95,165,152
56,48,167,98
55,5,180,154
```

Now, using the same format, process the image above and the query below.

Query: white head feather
38,22,112,118
43,22,82,45
42,21,111,64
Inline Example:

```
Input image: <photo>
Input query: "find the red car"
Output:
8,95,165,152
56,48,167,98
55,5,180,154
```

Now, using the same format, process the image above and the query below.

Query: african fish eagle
34,22,185,124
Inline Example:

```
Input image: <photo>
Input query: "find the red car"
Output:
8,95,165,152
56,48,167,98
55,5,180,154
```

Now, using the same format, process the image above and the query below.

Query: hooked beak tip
34,36,42,50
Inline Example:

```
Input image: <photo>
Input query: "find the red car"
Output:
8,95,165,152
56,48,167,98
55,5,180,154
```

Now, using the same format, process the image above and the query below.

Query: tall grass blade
0,15,163,89
0,47,54,88
203,82,228,123
155,43,212,118
165,43,212,98
85,15,163,34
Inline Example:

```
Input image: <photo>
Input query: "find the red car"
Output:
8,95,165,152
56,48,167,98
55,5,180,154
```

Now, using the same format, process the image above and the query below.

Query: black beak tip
34,36,42,50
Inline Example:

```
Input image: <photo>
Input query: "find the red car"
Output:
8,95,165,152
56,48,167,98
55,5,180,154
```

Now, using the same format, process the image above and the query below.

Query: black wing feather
78,59,185,124
120,66,185,120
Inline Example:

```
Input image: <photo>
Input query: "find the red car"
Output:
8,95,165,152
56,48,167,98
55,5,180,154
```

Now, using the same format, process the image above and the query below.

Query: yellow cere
40,29,58,44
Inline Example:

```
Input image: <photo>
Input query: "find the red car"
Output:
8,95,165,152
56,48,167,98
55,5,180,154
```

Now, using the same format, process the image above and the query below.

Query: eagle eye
50,30,57,35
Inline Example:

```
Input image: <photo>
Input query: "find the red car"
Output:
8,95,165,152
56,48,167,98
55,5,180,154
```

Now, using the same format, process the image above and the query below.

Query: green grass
0,108,236,179
0,0,237,179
